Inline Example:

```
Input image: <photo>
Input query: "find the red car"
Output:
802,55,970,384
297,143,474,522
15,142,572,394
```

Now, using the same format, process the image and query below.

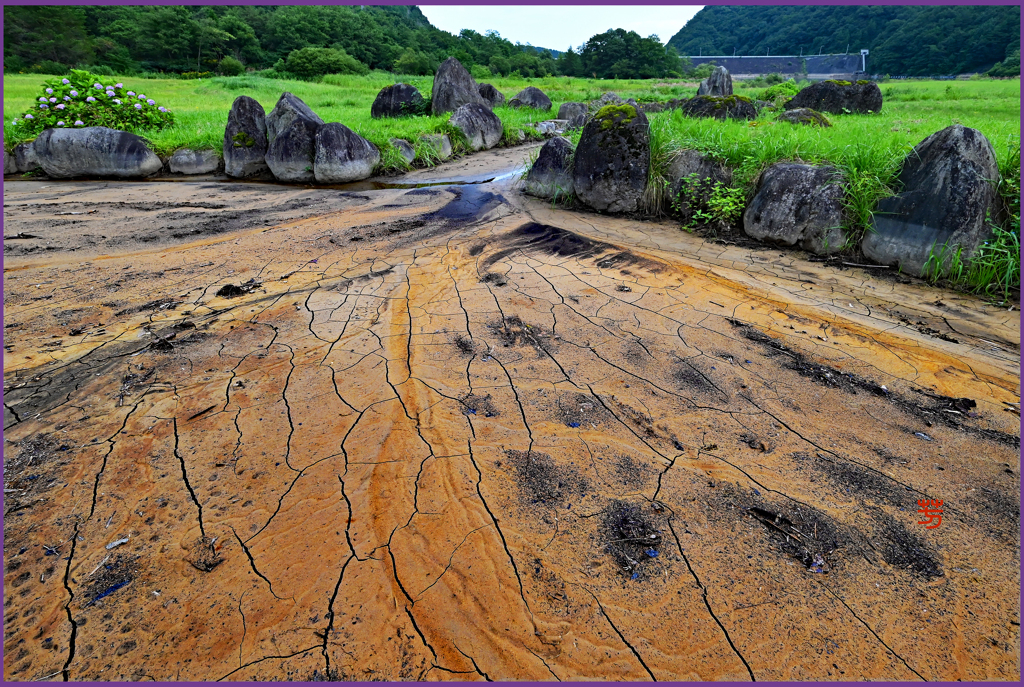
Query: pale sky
419,6,705,51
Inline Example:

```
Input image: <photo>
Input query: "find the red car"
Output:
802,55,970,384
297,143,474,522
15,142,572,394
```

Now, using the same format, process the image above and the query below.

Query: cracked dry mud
3,143,1020,681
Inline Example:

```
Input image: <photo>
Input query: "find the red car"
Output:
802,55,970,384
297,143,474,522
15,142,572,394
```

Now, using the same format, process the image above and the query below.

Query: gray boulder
478,83,506,108
572,103,650,213
33,127,162,179
664,150,733,218
681,95,757,120
169,148,221,175
524,136,574,200
266,92,324,182
785,80,882,115
371,83,425,119
743,163,846,255
777,108,831,127
449,103,503,151
862,125,1000,277
588,92,626,114
431,57,487,115
14,141,41,173
509,86,552,111
390,138,415,165
223,95,269,178
313,123,380,183
3,148,15,175
558,102,588,129
697,66,733,97
420,133,452,160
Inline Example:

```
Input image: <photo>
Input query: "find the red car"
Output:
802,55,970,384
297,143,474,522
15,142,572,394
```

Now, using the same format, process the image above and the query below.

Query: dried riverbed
3,143,1020,681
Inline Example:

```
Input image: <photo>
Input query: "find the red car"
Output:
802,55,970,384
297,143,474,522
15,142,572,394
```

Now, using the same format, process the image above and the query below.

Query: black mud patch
459,393,500,418
468,242,487,256
622,338,651,367
489,315,552,351
609,397,686,450
747,505,847,573
506,449,588,508
113,297,178,317
480,272,508,286
83,553,139,608
865,508,942,580
673,359,725,398
555,392,606,428
600,500,669,579
612,453,654,489
965,486,1020,541
483,222,618,268
732,320,1020,449
802,453,913,507
453,334,475,354
595,251,663,274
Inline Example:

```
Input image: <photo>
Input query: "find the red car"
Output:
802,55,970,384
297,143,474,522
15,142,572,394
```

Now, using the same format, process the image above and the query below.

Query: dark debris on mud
3,433,74,517
490,315,552,351
83,553,140,608
600,500,669,579
185,536,222,572
865,508,943,580
506,449,588,508
459,393,500,418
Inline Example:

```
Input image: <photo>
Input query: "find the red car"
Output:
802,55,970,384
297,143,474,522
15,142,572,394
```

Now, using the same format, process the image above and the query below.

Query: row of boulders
526,119,1003,278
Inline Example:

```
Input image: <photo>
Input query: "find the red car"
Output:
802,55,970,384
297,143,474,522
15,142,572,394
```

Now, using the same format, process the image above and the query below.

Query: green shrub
86,65,115,76
11,69,174,137
670,172,745,232
218,56,245,77
31,60,68,75
759,79,801,101
394,49,435,76
179,71,212,80
284,47,368,79
471,64,493,80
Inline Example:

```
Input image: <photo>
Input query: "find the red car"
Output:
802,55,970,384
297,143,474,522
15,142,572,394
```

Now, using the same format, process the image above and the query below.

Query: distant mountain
667,5,1020,75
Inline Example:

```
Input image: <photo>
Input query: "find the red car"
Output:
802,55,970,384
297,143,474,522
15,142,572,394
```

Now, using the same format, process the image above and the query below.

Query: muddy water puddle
2,144,1020,681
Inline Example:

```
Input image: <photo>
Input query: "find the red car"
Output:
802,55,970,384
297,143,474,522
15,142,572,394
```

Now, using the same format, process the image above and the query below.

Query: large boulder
478,83,505,108
572,103,650,213
697,66,733,97
664,150,733,218
777,108,831,127
169,148,220,175
3,148,16,175
313,123,379,183
223,95,269,178
449,103,503,151
681,95,757,120
370,83,425,119
265,92,324,182
743,163,846,255
785,80,882,115
524,136,574,200
420,133,452,160
509,86,552,111
862,125,1000,277
431,57,487,115
32,127,162,179
588,92,626,114
14,141,41,173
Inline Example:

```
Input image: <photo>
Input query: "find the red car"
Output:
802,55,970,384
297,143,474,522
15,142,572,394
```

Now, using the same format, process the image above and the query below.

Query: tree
284,46,368,78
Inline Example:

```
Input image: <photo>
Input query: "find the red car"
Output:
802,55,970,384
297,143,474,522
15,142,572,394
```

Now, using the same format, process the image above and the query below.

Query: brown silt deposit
3,144,1019,681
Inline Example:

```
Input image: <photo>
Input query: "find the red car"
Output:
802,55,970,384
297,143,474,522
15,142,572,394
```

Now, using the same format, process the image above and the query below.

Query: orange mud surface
3,145,1020,681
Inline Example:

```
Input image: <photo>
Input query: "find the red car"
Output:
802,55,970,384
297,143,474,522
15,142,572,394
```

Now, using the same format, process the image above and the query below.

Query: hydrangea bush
13,69,174,137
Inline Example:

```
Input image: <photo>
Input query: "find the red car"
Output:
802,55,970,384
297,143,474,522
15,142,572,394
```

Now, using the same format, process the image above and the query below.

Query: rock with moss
169,148,221,174
371,83,425,119
587,92,628,114
572,103,650,213
680,95,757,120
743,163,847,254
224,95,269,178
478,83,506,108
33,127,163,179
449,103,503,151
862,124,1000,277
431,57,487,115
785,80,882,114
696,66,733,97
777,108,831,127
266,92,324,182
524,136,574,200
508,86,552,111
313,123,380,183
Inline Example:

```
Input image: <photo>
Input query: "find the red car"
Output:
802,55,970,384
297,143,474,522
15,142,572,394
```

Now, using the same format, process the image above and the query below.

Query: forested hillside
667,5,1020,75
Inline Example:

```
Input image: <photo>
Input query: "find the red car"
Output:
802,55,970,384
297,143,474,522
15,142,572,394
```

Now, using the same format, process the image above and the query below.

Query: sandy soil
3,145,1019,681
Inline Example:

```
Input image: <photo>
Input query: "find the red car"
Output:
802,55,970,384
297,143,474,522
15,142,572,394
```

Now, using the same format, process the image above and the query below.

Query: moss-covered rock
777,108,832,127
786,80,882,114
680,95,757,120
572,103,649,213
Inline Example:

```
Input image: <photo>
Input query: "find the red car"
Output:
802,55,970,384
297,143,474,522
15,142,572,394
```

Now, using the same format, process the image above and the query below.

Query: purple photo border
1,2,1020,687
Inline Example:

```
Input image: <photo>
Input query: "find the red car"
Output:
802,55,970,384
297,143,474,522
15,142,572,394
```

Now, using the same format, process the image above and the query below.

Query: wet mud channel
3,143,1020,681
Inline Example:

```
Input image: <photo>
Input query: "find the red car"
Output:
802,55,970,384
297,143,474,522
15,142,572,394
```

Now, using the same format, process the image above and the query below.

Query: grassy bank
2,71,700,171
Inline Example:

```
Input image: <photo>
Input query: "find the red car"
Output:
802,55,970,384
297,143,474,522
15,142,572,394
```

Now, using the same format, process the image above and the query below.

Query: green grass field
4,72,1019,298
